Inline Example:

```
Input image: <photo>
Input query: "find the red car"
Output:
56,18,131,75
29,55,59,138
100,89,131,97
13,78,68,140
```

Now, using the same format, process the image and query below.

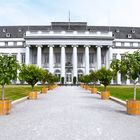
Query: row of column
25,45,113,77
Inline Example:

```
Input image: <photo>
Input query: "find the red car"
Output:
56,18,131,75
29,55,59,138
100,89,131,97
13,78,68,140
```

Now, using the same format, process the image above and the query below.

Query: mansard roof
0,22,140,39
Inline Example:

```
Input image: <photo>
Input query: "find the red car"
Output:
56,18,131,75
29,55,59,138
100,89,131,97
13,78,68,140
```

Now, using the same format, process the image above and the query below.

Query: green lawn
94,85,140,101
0,85,43,101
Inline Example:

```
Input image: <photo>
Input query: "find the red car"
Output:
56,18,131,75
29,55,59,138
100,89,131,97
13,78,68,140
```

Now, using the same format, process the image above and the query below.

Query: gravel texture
0,86,140,140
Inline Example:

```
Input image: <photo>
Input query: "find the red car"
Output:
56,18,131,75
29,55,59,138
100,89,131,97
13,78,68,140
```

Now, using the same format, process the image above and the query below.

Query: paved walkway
0,86,140,140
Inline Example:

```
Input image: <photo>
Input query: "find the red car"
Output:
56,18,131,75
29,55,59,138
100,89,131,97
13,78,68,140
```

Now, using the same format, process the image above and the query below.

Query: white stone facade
0,22,140,84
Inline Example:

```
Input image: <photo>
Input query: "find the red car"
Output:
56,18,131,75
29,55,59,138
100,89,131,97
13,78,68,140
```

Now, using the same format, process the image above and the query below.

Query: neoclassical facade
0,22,140,84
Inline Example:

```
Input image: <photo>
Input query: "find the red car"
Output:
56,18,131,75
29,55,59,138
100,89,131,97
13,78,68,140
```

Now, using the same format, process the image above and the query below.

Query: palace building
0,22,140,84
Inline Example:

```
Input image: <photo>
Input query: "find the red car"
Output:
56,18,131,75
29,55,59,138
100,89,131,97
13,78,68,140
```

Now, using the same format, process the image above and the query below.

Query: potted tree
97,67,113,100
78,76,84,88
0,55,19,115
47,73,59,90
41,70,49,94
89,70,98,94
19,64,44,100
111,51,140,115
81,75,91,90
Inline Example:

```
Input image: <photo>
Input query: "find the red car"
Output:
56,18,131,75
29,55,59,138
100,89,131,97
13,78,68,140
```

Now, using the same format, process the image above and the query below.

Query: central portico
24,22,113,84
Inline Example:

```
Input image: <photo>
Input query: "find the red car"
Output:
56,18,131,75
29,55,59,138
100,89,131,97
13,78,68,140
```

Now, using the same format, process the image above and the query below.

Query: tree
89,70,98,88
41,70,49,86
0,55,19,100
79,75,91,85
47,73,59,85
97,67,113,91
110,51,140,100
19,64,45,91
119,51,140,100
110,59,120,79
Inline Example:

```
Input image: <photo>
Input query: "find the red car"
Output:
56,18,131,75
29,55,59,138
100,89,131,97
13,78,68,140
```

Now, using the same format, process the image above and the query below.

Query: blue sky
0,0,140,26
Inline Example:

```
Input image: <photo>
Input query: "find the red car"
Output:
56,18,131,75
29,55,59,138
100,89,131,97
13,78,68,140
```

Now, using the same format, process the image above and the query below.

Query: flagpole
68,10,70,30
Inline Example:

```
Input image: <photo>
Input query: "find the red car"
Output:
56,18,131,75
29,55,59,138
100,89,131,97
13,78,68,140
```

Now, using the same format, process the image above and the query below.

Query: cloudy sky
0,0,140,27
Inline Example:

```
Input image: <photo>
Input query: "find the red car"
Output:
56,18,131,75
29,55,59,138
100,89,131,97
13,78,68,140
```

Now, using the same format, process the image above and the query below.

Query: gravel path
0,86,140,140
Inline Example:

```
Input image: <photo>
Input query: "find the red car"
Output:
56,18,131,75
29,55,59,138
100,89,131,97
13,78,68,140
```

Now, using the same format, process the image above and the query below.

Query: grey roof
0,22,140,39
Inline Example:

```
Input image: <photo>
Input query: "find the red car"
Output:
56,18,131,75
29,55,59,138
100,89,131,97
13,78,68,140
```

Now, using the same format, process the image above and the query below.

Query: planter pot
41,87,48,94
48,85,53,90
91,88,97,94
85,85,89,90
127,100,140,115
0,100,12,115
28,91,37,100
101,91,110,100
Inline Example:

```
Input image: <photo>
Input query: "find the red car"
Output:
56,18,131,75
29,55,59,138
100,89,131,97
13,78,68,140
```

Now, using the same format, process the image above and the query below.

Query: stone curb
97,91,126,106
12,96,28,105
12,92,41,105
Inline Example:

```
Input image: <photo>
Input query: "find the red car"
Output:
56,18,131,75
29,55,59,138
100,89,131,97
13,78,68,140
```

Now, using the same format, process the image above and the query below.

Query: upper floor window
89,53,94,64
8,42,14,46
0,42,5,46
78,53,83,64
55,53,61,64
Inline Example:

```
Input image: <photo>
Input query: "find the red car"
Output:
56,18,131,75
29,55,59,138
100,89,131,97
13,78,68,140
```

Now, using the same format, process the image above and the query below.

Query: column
117,53,121,84
37,45,42,68
97,46,101,70
61,45,66,78
48,45,54,73
85,45,90,74
73,45,78,77
25,45,30,65
108,46,113,68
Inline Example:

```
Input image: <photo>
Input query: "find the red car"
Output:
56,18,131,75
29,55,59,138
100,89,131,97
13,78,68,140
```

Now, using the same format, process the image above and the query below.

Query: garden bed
95,86,140,101
0,85,42,100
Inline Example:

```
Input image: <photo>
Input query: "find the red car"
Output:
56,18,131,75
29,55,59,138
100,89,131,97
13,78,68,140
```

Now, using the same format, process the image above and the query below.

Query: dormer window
115,29,119,33
131,29,135,33
18,28,22,32
3,28,7,33
6,33,11,38
127,34,132,38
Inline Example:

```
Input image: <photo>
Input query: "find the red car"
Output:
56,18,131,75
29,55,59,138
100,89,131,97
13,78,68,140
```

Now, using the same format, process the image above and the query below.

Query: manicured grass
0,85,43,101
94,85,140,101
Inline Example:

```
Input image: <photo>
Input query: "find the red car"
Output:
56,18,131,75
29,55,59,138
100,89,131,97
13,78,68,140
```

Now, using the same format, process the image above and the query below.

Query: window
89,53,94,64
113,53,117,59
116,42,121,46
124,42,130,46
127,34,132,38
78,53,83,64
55,53,60,64
21,53,25,63
6,33,11,38
66,53,72,63
101,54,105,65
32,55,37,64
0,42,5,46
42,53,49,64
17,42,23,46
8,42,14,46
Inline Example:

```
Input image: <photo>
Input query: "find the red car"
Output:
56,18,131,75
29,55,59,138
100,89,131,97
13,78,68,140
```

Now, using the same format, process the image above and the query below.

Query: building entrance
66,73,72,84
